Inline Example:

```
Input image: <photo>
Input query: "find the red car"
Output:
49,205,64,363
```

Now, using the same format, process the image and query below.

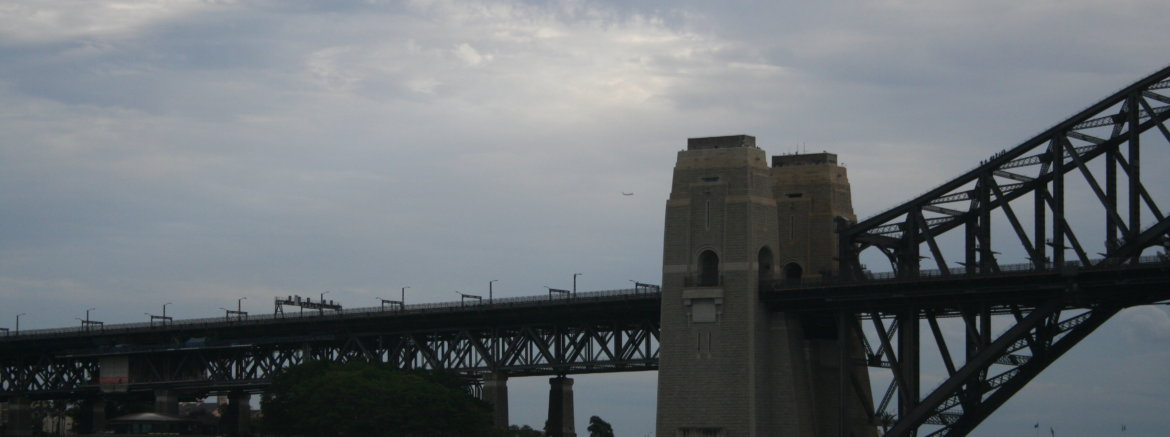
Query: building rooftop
771,152,838,167
687,135,756,150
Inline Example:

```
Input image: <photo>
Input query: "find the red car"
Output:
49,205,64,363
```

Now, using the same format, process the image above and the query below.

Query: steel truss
847,300,1119,437
840,64,1170,280
765,260,1170,437
0,359,98,395
834,63,1170,436
0,295,659,399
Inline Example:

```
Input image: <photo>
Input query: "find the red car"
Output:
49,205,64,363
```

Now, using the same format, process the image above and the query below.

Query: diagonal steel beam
884,299,1065,437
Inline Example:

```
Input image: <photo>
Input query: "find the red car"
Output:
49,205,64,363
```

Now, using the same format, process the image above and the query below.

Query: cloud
1120,306,1170,344
452,43,491,66
0,0,225,43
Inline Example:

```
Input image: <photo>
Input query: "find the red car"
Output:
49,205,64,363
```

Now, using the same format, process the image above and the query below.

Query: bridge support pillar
546,376,576,437
76,398,107,435
482,372,509,428
4,397,32,437
219,392,250,437
656,137,874,437
154,389,179,415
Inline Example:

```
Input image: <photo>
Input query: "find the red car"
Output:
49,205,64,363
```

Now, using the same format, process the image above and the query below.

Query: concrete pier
220,391,251,437
546,376,576,437
71,398,108,435
4,397,31,437
482,372,509,428
154,389,179,415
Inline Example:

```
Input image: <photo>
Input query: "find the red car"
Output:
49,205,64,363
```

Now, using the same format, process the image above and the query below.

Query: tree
507,424,542,437
586,415,614,437
261,360,505,437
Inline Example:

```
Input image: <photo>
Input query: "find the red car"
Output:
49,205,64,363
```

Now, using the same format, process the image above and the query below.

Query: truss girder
848,298,1122,437
840,64,1170,280
0,318,659,399
772,231,1170,436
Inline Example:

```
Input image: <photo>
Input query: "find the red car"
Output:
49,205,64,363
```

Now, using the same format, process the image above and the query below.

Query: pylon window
699,250,719,286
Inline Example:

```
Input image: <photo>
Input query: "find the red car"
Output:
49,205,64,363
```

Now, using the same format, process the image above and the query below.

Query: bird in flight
622,192,634,196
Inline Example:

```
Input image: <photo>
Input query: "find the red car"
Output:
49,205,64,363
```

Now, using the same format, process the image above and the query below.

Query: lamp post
573,273,583,296
401,286,410,303
489,280,498,303
16,313,26,335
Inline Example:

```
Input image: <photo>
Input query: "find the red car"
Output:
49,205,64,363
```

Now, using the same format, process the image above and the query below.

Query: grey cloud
1120,306,1170,344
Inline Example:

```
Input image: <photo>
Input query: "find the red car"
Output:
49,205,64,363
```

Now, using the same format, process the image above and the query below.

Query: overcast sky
2,0,1169,435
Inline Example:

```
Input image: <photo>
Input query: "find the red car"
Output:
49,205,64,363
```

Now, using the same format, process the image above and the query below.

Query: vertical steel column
1035,168,1048,270
965,214,977,275
1053,141,1066,266
960,306,980,414
897,309,920,429
977,176,993,273
1127,94,1141,263
904,209,921,278
1106,130,1118,254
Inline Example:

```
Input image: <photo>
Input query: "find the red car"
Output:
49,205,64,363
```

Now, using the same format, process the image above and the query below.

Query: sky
2,0,1169,435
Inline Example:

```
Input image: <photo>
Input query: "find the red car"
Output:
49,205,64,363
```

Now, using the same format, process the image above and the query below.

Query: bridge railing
0,286,661,341
769,254,1169,290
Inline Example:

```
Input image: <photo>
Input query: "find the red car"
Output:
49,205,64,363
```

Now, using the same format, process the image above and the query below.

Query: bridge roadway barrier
762,256,1170,313
4,261,1168,434
0,286,661,341
0,286,661,401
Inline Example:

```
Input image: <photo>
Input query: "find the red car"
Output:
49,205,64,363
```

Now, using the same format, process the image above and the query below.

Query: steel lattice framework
825,63,1170,437
0,289,659,400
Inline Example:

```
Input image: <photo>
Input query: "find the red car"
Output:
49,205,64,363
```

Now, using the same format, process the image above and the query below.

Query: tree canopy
261,360,502,437
587,415,614,437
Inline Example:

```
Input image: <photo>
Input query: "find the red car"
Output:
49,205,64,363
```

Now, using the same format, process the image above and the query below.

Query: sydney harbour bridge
2,64,1170,437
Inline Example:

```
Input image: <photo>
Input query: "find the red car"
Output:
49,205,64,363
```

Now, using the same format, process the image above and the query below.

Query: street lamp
401,286,410,303
16,313,26,335
489,280,498,303
573,273,583,296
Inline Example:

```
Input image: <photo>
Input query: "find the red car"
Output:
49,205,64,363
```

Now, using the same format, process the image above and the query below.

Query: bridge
2,64,1170,437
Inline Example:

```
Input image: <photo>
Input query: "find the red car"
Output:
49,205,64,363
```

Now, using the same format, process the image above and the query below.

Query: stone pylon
656,135,874,437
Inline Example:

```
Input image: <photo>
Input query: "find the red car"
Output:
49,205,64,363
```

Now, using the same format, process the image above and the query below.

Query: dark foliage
586,415,614,437
261,361,504,437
